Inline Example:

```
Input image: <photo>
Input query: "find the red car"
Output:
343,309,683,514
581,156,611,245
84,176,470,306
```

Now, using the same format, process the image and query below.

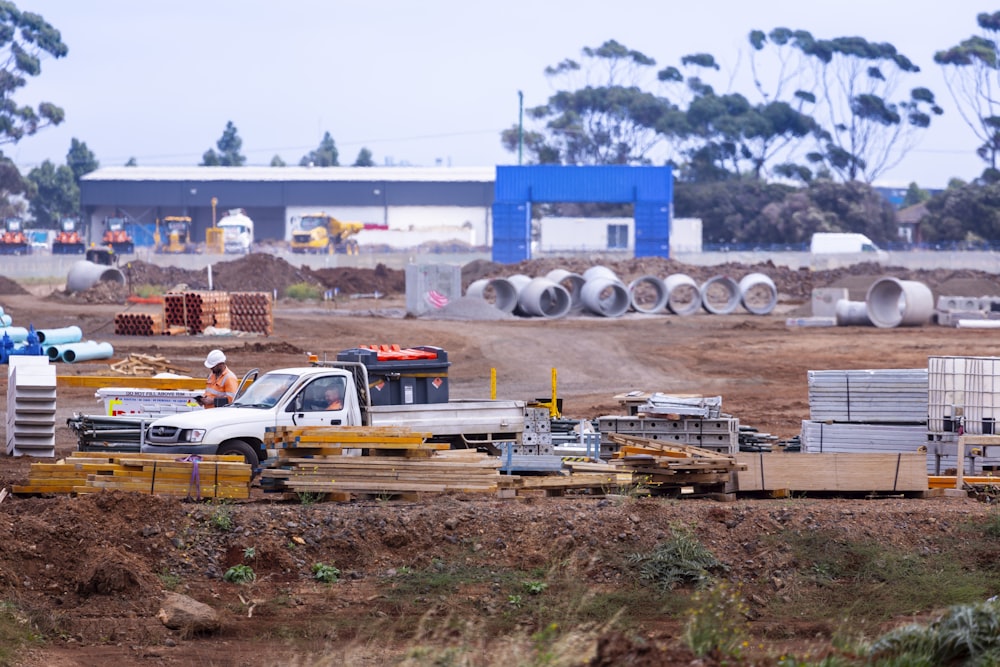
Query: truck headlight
184,429,207,443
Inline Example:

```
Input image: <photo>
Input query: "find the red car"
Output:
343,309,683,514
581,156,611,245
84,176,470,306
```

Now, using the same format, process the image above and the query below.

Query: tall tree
26,159,78,227
66,138,97,185
750,29,942,182
269,155,285,167
501,40,674,165
353,147,375,167
934,11,1000,174
299,132,339,166
0,3,67,148
201,121,246,166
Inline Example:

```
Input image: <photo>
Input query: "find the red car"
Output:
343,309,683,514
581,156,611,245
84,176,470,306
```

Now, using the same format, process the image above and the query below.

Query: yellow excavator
290,213,363,254
155,216,197,253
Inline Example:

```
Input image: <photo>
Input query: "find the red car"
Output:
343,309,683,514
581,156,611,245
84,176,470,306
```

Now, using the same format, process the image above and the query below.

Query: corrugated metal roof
82,166,497,183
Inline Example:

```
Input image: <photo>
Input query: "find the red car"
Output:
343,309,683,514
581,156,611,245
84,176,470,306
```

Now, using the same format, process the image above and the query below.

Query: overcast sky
11,1,1000,188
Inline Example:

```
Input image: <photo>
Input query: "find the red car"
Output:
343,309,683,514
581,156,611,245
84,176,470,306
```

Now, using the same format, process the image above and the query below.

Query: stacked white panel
808,369,927,423
6,356,56,457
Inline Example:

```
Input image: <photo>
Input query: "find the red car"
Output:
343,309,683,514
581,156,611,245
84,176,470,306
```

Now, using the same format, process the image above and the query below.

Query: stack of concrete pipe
465,266,779,318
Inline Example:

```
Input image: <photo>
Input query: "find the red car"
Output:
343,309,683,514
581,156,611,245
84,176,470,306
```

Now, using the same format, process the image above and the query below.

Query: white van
810,232,888,262
217,209,254,254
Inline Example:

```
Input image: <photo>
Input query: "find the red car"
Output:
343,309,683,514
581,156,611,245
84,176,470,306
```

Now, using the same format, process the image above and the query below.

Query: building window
607,224,628,249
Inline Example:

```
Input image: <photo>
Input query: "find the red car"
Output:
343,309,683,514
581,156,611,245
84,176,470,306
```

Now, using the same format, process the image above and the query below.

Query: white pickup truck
141,361,526,466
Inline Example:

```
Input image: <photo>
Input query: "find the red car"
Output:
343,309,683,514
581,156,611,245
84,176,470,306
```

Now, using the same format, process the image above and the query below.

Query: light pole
518,90,524,166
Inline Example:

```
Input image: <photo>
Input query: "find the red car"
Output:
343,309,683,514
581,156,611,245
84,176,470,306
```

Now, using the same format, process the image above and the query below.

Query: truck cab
218,209,254,254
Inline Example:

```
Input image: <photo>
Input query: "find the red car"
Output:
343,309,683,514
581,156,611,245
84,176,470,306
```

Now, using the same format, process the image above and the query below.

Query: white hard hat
205,349,226,368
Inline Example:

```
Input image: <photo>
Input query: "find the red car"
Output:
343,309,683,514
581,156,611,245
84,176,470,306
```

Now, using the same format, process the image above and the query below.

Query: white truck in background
217,209,254,254
810,232,888,268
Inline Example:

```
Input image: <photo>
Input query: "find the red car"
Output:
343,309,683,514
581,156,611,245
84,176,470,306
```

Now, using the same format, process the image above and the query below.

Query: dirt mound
310,263,406,295
125,254,327,295
0,274,29,295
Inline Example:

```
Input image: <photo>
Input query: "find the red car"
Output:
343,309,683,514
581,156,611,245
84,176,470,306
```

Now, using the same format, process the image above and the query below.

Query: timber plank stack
11,452,251,498
608,433,746,497
109,353,191,376
261,426,506,499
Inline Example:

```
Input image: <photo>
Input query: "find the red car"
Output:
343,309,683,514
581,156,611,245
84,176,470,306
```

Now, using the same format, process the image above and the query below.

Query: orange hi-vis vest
205,368,238,408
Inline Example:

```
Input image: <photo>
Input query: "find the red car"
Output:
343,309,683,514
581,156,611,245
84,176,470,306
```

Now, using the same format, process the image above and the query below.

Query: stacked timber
736,451,928,494
606,433,745,497
109,353,190,376
11,452,251,499
113,312,163,336
260,425,506,499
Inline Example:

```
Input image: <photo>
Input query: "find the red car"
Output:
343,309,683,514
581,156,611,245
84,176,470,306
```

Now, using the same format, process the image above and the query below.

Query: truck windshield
298,216,323,231
233,373,296,408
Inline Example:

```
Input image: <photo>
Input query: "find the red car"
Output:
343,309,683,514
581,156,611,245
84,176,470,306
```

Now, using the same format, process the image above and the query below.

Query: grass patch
627,524,727,590
132,284,162,298
0,601,44,665
767,528,998,630
285,282,322,301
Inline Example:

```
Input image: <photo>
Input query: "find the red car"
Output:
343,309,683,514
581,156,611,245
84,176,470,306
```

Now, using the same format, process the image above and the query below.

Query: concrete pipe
517,277,572,318
582,265,621,283
545,269,586,311
738,273,778,315
700,275,741,315
628,275,668,314
581,276,631,317
865,277,934,328
466,277,518,313
58,341,115,363
67,260,125,293
834,300,873,326
36,325,83,345
663,274,702,316
506,274,533,316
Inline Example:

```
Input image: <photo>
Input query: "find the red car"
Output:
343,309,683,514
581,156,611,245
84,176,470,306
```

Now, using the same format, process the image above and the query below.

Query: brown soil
2,255,1000,665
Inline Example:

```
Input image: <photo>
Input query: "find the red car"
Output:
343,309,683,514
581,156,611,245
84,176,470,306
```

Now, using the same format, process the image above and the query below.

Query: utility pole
518,90,524,166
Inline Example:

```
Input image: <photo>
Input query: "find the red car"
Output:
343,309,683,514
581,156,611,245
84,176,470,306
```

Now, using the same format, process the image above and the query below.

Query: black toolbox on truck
336,345,450,406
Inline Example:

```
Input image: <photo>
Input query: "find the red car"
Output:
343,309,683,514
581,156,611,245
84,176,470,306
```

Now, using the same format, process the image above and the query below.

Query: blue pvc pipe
0,327,28,343
55,341,114,363
45,346,61,361
36,325,83,345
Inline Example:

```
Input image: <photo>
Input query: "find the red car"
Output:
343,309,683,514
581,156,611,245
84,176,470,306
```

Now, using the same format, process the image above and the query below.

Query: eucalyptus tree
749,28,941,182
935,11,1000,175
500,39,675,165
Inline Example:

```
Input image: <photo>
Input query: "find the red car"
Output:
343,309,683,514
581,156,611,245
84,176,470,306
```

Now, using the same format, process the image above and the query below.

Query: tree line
2,3,1000,246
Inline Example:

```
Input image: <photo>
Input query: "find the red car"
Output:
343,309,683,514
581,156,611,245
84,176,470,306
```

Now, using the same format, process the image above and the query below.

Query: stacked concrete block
598,415,739,458
514,407,554,455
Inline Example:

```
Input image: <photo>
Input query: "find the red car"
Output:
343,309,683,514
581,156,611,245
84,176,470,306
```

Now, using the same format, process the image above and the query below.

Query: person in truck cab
324,384,345,410
201,349,238,408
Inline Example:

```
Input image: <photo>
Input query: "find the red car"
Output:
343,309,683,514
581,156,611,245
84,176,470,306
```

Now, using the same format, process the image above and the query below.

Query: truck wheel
218,439,260,467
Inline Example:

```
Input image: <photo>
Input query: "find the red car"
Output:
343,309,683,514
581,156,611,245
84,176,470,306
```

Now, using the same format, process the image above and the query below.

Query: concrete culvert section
865,277,935,328
835,300,873,326
700,275,741,314
663,274,702,315
738,273,778,315
505,274,533,317
628,275,668,314
66,261,125,293
466,278,518,313
517,278,572,318
545,269,586,311
581,277,631,317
